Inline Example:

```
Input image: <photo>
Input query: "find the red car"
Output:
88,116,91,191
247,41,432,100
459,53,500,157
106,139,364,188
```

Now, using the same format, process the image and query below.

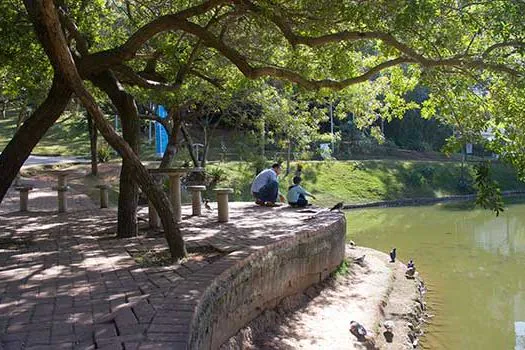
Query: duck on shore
405,259,416,278
349,320,367,339
389,248,397,263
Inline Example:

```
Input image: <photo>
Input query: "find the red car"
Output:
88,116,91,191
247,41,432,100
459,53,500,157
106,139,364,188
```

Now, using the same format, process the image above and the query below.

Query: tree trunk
117,111,140,238
286,140,292,176
180,123,200,167
90,71,140,238
87,112,98,176
159,107,183,168
17,105,29,129
0,100,7,119
201,124,209,168
201,115,222,168
23,0,186,259
0,73,72,203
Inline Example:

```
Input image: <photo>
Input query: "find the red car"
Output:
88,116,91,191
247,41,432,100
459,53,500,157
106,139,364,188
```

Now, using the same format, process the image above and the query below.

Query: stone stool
96,184,111,208
52,185,70,213
50,172,71,213
213,188,234,222
15,185,33,212
187,185,206,216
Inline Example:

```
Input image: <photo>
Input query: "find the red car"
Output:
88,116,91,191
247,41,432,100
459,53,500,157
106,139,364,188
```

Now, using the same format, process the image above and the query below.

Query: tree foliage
2,0,525,255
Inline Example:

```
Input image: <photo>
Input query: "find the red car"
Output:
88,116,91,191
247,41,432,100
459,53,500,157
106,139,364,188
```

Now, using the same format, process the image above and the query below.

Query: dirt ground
223,246,424,350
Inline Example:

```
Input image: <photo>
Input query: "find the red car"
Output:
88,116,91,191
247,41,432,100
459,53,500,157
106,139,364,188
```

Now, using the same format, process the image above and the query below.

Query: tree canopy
1,0,524,257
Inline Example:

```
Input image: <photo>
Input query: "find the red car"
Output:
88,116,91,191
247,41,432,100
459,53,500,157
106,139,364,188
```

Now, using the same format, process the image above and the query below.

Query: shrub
97,144,112,163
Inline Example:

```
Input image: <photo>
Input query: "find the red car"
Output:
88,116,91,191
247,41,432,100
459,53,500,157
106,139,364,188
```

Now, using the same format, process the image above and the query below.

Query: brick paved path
0,178,327,349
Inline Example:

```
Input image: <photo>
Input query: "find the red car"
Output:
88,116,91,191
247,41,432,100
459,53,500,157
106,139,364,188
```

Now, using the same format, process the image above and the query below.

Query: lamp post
330,100,334,154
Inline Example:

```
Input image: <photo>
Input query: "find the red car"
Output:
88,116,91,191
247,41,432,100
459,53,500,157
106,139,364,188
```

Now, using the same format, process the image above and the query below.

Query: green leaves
474,161,504,216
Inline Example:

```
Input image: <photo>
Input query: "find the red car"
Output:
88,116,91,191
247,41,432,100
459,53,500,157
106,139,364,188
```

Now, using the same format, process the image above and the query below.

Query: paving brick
72,342,96,350
94,324,118,342
96,343,123,350
52,323,74,337
114,308,138,329
117,324,146,336
122,342,140,350
1,180,326,350
147,324,189,333
1,332,27,343
138,341,188,350
2,341,24,350
26,329,51,345
27,343,73,350
146,332,188,342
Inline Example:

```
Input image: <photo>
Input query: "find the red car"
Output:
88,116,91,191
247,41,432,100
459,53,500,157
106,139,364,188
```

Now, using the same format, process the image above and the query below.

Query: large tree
2,0,524,258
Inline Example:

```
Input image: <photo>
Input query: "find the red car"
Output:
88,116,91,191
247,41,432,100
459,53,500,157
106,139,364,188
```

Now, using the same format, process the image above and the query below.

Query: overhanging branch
113,64,183,90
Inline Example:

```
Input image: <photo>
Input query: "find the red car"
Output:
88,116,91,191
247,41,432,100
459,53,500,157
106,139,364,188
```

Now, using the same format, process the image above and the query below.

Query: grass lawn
208,160,525,206
0,113,91,156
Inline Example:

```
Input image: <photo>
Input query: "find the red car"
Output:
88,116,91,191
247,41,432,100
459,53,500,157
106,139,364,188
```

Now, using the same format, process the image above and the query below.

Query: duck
330,201,344,211
204,199,213,211
407,259,415,269
389,248,397,263
383,320,395,332
353,254,365,265
349,320,367,339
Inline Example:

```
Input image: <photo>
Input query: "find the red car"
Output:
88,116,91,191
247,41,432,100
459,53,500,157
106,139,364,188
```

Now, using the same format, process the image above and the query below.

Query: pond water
345,202,525,350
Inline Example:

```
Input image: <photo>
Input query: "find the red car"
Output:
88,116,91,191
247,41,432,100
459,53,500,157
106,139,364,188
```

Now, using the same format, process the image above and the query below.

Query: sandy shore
222,246,426,349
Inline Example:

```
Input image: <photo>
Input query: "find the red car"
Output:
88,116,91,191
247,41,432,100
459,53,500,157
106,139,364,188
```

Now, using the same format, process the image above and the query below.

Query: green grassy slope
209,160,525,206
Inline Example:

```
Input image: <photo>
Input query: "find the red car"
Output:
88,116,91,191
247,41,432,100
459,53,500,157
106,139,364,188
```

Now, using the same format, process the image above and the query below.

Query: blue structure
155,105,168,157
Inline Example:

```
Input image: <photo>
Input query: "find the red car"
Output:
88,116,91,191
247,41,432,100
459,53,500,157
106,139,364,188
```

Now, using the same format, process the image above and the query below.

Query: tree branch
482,41,525,58
78,0,230,75
57,7,89,55
175,19,415,89
189,69,225,89
112,64,183,90
238,0,524,78
140,113,171,135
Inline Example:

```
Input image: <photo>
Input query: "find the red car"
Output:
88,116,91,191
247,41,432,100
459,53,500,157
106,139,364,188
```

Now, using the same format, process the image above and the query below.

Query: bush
250,156,269,177
206,167,227,188
97,144,112,163
419,166,435,180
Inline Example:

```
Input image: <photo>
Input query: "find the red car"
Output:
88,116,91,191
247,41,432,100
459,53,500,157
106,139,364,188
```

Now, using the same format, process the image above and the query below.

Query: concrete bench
187,185,206,216
49,171,73,213
213,188,234,222
96,184,111,208
148,167,197,222
52,185,70,213
15,185,34,212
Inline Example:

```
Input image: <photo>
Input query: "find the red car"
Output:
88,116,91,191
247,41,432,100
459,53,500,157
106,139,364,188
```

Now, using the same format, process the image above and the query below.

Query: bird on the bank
383,320,395,332
353,254,366,265
330,201,344,211
418,281,427,295
389,248,397,263
349,240,356,249
407,259,415,269
349,320,367,338
204,199,213,211
405,259,416,278
405,267,416,278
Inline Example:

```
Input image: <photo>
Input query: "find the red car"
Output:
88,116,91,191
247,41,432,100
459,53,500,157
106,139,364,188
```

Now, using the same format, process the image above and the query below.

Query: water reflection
472,214,525,256
346,203,525,349
516,321,525,350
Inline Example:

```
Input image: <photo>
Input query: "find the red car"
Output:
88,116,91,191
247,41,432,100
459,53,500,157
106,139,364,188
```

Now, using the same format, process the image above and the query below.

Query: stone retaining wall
187,215,346,349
